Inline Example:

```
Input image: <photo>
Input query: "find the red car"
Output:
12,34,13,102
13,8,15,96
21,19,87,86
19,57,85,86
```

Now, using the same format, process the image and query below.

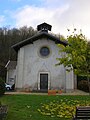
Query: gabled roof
12,31,68,52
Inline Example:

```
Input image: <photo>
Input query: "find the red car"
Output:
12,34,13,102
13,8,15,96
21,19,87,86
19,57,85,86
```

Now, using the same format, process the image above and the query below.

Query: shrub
78,80,89,92
0,101,1,106
0,77,5,96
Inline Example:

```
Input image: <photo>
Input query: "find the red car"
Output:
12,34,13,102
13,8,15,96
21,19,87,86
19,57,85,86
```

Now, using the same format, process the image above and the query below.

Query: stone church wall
16,38,74,92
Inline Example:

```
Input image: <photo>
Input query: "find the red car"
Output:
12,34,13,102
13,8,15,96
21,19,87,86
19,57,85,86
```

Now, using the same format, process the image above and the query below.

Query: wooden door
40,74,48,90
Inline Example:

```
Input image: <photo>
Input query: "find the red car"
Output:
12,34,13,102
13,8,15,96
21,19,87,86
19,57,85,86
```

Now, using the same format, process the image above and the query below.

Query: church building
9,23,74,92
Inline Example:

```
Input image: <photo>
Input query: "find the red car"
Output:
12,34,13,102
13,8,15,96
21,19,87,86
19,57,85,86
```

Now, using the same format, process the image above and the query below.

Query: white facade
15,38,74,92
6,69,16,85
5,61,16,85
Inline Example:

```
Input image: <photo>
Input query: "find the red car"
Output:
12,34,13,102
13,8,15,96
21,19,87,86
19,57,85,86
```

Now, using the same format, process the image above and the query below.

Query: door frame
38,71,50,90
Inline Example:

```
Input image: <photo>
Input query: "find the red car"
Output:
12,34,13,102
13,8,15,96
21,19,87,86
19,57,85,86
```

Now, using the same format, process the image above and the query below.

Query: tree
57,29,90,93
85,41,90,92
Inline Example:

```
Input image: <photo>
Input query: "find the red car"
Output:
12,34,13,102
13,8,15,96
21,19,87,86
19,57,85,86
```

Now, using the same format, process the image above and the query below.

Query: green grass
0,95,90,120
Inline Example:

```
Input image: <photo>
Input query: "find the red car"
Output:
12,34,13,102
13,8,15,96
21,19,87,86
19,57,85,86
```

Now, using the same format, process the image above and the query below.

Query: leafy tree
57,29,90,93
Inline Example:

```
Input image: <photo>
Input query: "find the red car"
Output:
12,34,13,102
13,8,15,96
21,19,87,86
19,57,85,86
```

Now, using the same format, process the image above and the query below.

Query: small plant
0,77,5,96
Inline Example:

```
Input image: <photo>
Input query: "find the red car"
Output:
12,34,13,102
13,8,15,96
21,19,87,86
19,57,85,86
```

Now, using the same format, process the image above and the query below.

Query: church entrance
40,73,48,91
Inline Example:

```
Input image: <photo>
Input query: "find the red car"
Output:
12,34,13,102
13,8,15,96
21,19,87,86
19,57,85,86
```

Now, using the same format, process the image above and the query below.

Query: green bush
0,77,5,96
78,80,89,92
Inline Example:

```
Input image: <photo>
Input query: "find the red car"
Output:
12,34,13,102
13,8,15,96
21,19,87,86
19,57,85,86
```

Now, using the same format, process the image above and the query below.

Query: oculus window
40,46,50,57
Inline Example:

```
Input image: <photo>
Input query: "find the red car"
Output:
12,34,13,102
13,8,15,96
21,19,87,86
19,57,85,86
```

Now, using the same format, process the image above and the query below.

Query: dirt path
5,89,89,95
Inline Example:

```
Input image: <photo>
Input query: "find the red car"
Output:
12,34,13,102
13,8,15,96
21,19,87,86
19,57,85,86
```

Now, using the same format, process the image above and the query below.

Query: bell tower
37,22,52,33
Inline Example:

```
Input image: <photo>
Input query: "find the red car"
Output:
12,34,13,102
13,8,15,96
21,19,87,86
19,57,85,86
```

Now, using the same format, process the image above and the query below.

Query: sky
0,0,90,40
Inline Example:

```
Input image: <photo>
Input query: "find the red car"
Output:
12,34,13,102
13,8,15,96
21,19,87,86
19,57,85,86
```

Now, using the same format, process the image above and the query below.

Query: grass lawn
0,94,90,120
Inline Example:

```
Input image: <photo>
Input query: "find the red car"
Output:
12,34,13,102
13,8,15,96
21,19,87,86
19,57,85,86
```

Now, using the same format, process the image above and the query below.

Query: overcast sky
0,0,90,40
